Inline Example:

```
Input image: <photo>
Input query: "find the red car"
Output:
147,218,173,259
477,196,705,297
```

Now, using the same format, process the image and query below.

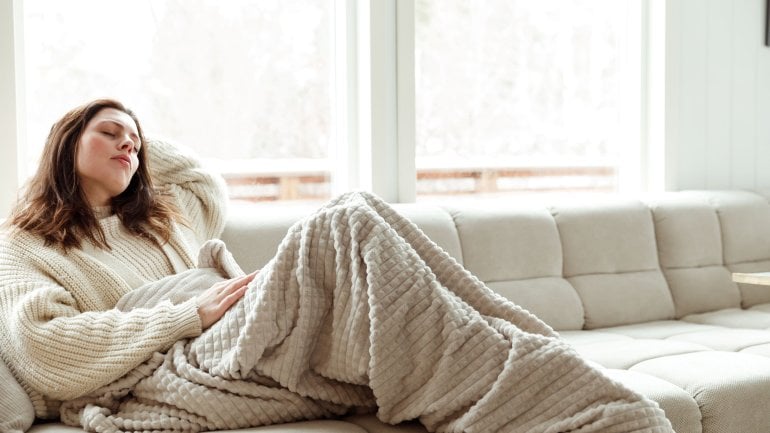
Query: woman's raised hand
196,271,258,330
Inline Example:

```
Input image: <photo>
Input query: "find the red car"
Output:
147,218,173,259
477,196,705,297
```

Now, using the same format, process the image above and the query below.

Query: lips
112,155,131,167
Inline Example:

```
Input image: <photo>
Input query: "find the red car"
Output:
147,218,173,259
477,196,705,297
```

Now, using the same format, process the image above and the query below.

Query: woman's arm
146,139,229,244
0,262,202,401
0,232,259,402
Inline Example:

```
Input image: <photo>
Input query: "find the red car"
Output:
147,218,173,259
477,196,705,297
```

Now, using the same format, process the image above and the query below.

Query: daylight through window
414,0,639,201
22,0,333,204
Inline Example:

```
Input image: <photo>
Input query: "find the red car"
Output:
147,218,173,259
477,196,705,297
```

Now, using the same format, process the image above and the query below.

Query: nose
118,135,135,152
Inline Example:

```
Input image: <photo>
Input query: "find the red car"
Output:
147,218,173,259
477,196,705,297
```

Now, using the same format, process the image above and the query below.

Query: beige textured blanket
60,192,672,433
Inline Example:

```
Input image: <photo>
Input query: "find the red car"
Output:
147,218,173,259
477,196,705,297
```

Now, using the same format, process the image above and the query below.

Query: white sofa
21,189,770,433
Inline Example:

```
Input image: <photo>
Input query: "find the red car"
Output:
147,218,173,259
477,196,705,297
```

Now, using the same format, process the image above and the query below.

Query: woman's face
75,108,141,207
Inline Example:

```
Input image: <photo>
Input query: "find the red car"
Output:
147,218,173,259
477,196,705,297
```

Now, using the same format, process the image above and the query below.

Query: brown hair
10,99,183,250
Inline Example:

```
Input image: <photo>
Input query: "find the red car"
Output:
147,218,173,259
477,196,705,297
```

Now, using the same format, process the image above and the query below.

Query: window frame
0,0,23,216
0,0,659,216
333,0,415,202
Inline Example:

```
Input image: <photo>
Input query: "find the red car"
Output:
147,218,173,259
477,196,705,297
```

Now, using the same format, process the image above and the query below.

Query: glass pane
415,0,635,201
22,0,333,204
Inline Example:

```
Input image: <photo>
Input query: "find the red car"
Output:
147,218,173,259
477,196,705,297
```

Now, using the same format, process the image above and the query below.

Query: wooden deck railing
221,163,617,202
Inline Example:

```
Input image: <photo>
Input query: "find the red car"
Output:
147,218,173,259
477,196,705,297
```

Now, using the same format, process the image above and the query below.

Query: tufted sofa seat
21,190,770,433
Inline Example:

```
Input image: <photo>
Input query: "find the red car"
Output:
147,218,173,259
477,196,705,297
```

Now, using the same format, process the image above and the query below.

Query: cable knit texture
0,356,35,433
0,139,227,419
59,192,673,433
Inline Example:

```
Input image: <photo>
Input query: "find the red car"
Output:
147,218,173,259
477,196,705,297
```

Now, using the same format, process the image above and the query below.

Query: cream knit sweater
0,140,228,419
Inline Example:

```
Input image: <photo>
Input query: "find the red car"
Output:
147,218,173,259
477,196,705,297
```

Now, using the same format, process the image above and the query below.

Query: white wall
665,0,770,190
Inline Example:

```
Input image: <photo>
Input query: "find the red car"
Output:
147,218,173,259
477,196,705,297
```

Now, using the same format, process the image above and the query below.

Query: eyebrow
98,119,141,143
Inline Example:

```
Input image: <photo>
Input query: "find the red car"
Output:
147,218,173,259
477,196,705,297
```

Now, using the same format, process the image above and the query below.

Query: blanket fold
60,191,672,433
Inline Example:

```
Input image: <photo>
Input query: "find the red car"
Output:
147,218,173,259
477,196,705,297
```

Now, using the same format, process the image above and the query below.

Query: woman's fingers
221,284,249,309
218,274,252,305
197,271,259,330
213,272,255,298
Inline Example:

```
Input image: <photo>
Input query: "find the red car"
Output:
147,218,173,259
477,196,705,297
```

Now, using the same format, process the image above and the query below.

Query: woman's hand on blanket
196,271,258,329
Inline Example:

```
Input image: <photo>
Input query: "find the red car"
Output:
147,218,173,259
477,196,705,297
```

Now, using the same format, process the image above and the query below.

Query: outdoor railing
219,161,617,202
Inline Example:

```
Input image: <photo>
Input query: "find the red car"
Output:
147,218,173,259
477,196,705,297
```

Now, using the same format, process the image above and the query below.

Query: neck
92,205,113,219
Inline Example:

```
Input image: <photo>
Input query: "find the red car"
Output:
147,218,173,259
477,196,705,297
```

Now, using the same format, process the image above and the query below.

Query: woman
0,99,672,433
0,99,253,413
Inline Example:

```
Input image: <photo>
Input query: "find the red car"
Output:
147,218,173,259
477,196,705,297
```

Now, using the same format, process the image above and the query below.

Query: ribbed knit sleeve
0,235,203,402
0,356,34,433
146,139,229,244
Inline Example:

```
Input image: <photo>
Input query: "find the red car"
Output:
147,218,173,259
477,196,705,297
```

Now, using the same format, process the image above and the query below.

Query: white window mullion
618,0,665,195
0,0,24,216
331,0,360,197
396,0,416,203
361,0,399,201
642,0,667,193
347,0,414,203
617,0,643,194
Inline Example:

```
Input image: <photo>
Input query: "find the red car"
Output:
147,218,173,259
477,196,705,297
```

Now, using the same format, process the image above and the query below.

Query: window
414,0,642,201
21,0,333,204
4,0,648,211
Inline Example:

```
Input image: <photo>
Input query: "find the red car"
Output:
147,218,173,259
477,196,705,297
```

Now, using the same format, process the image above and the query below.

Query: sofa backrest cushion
700,191,770,307
391,204,464,265
448,205,584,330
647,193,739,317
222,203,463,274
222,204,317,273
551,199,675,329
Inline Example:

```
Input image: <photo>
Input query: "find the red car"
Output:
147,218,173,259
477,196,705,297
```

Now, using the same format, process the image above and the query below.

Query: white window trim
642,0,667,193
335,0,415,203
331,0,359,198
395,0,416,202
620,0,666,194
0,0,24,216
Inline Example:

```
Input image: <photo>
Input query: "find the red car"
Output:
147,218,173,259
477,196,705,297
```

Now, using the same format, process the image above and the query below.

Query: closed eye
101,131,116,138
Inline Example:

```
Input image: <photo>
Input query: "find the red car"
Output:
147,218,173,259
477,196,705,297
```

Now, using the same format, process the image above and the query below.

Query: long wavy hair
10,99,183,250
